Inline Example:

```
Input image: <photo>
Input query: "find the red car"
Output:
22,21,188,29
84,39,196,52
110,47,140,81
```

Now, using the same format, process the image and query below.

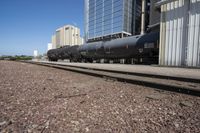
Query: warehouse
157,0,200,67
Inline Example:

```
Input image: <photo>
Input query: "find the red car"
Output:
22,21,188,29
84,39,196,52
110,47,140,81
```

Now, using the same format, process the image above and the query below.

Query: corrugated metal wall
187,0,200,67
159,0,200,67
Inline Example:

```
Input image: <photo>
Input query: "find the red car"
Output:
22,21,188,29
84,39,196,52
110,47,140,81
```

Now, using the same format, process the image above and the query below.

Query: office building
157,0,200,67
54,25,83,48
84,0,144,42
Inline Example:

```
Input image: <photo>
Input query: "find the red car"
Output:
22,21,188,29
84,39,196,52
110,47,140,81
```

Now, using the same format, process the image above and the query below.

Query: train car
47,32,159,64
79,41,104,62
47,49,58,61
47,45,70,61
79,32,159,64
67,45,82,62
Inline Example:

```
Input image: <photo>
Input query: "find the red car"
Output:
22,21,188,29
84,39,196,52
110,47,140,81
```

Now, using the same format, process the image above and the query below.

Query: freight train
47,32,159,64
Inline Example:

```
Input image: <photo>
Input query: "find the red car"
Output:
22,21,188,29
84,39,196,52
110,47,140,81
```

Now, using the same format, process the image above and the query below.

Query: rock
174,123,179,128
73,127,80,132
44,120,50,128
85,127,89,132
32,124,38,129
146,94,166,100
0,121,7,126
179,101,193,107
71,121,79,125
169,111,176,116
7,120,12,125
185,128,190,132
47,78,53,81
27,129,32,133
80,100,85,104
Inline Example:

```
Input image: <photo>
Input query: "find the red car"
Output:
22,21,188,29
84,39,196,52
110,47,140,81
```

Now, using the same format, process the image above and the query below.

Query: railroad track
23,61,200,97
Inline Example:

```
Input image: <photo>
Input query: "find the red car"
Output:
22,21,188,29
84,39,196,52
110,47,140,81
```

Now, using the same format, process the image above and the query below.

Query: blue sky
0,0,84,56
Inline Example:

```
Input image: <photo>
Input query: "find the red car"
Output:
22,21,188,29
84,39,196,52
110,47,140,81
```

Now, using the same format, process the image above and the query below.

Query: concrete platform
38,61,200,82
38,61,200,80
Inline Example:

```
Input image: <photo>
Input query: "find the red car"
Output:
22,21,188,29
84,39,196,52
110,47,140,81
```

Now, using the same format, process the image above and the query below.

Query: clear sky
0,0,84,56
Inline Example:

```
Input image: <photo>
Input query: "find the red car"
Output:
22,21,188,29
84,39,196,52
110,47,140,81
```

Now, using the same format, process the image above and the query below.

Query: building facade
51,35,56,49
47,43,53,51
149,0,160,26
52,25,83,48
84,0,143,42
158,0,200,67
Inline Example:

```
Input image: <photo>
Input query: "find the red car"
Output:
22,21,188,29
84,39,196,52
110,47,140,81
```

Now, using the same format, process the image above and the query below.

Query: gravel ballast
0,61,199,132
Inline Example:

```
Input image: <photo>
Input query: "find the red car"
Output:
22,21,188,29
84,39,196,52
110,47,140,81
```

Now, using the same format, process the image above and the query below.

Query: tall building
84,0,144,43
149,0,160,26
147,0,160,33
51,35,56,49
47,43,53,51
54,25,83,48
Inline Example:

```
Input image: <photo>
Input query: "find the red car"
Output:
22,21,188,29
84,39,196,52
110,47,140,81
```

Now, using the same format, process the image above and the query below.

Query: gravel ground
0,60,200,133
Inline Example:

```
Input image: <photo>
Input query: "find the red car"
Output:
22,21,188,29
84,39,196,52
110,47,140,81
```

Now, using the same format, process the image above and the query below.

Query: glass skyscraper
84,0,142,43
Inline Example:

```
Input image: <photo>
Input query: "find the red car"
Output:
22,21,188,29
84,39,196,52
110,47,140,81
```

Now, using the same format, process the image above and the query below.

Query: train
47,32,159,64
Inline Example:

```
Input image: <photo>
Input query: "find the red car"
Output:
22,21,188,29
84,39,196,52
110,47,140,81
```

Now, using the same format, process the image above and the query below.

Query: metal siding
187,0,194,66
193,0,200,66
187,0,200,67
165,3,170,65
176,0,182,66
195,0,200,66
198,0,200,66
199,3,200,66
159,6,165,65
173,1,178,65
168,2,173,65
159,0,200,67
192,0,198,66
179,0,188,66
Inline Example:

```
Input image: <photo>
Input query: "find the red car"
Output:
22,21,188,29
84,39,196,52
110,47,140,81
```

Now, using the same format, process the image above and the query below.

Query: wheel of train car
88,58,93,63
84,58,93,63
